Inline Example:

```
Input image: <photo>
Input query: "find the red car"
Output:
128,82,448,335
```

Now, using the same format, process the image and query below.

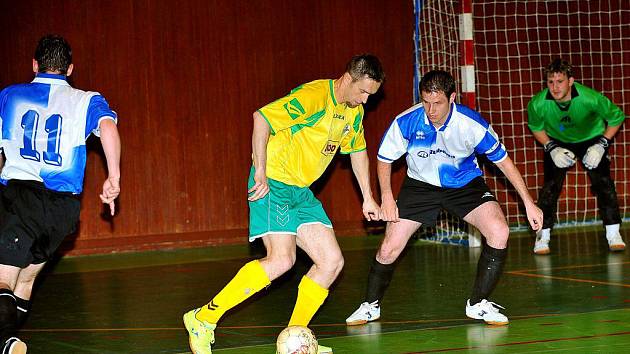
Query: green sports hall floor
18,226,630,353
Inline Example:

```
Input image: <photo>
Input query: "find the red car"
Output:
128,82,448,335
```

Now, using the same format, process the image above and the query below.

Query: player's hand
100,176,120,216
248,169,269,201
380,195,399,222
362,198,381,221
545,140,576,168
525,203,543,231
583,136,610,170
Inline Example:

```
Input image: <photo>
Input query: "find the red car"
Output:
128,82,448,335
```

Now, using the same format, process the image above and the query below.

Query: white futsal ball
276,325,318,354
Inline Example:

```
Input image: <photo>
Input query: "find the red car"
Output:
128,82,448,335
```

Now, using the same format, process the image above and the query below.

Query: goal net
414,0,478,246
414,0,630,246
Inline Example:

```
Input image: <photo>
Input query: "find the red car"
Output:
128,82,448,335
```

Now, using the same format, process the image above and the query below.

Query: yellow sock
288,276,329,326
197,260,270,324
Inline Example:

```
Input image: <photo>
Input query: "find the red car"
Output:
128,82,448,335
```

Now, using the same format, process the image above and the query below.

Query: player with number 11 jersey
0,74,117,193
0,33,121,354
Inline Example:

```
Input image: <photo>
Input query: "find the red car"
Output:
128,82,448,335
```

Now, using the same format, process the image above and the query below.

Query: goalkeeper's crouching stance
528,59,626,255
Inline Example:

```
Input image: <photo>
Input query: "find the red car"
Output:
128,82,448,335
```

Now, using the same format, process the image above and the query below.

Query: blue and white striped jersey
0,73,117,194
378,102,507,188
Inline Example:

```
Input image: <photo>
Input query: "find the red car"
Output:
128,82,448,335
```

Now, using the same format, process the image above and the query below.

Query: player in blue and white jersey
346,70,542,326
0,35,121,353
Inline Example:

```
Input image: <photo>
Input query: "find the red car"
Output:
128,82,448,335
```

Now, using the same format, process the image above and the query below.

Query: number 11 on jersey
20,109,63,166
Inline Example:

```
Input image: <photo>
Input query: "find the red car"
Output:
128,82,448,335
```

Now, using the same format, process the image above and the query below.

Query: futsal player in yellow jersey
184,54,385,354
260,79,368,187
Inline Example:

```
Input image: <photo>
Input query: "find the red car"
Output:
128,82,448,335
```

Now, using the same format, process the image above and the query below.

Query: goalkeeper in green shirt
527,59,626,254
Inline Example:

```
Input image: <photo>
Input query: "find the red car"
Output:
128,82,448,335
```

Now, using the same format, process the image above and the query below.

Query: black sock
15,296,30,328
365,258,396,305
0,289,17,343
470,244,508,305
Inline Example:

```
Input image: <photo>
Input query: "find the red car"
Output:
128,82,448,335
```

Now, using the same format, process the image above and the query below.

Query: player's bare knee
268,254,296,275
377,243,403,264
18,268,39,281
316,253,344,278
15,275,36,290
333,255,344,276
484,224,509,248
331,253,345,276
281,256,297,273
376,250,397,264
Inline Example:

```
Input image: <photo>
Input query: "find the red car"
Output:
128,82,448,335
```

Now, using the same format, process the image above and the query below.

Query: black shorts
0,180,81,267
397,176,497,227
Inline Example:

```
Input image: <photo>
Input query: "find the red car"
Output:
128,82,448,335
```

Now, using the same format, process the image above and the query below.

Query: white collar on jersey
423,103,455,132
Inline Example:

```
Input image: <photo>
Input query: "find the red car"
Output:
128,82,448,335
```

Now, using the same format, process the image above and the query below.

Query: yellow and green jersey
258,79,366,187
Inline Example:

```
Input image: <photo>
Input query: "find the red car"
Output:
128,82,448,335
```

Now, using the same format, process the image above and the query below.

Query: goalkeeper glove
544,140,576,168
583,136,611,170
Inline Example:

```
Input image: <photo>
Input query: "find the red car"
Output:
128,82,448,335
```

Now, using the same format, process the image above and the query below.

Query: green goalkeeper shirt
527,82,625,143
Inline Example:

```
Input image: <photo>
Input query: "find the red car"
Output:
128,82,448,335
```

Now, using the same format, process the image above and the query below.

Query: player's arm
533,129,576,168
248,111,271,201
350,150,380,221
582,123,622,170
99,119,121,215
602,124,622,140
528,101,576,168
478,122,541,229
527,99,557,146
376,118,408,222
596,89,625,137
339,109,379,220
494,157,542,230
376,159,398,222
581,92,625,170
531,130,552,146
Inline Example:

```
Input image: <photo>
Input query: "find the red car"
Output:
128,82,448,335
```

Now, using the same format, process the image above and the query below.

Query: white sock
605,224,620,238
537,228,551,241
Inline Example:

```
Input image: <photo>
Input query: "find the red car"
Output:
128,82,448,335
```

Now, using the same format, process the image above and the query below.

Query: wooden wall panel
0,0,413,254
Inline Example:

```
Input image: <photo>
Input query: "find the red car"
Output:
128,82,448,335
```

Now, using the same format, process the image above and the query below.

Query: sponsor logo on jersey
415,130,425,140
417,148,455,159
333,113,345,120
558,115,576,131
283,98,306,119
322,140,339,156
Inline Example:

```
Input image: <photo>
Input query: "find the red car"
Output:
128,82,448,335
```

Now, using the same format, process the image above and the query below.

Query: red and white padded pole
459,0,475,109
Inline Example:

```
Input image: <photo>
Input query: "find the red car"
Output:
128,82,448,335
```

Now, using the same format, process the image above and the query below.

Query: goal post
414,0,482,247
